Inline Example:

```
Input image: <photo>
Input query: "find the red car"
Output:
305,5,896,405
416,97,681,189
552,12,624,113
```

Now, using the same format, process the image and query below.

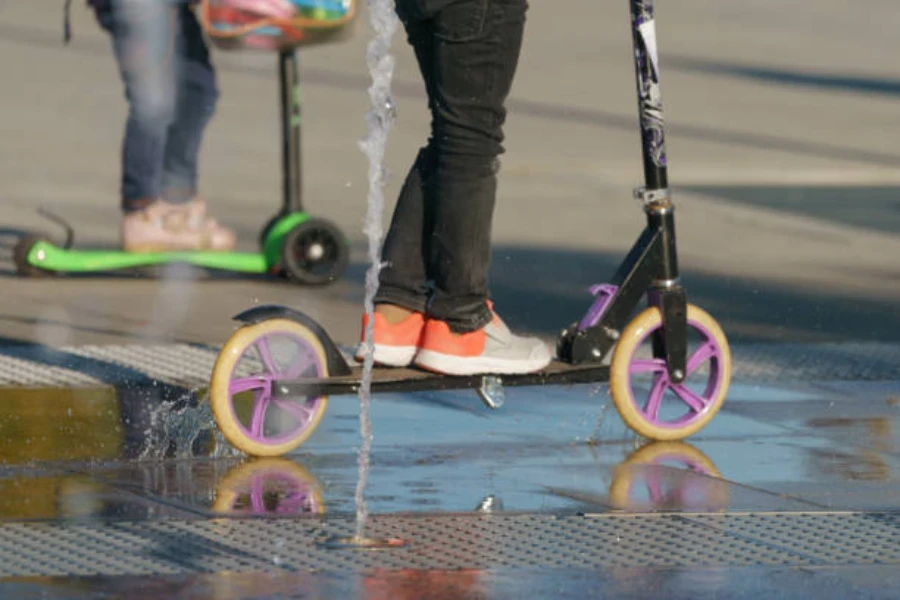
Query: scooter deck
25,241,270,274
275,360,610,397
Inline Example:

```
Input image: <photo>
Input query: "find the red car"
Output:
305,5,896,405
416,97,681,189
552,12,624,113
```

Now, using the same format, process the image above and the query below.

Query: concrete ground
0,0,899,349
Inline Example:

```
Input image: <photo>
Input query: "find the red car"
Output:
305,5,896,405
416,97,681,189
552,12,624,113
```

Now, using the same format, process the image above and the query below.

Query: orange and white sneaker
355,311,426,367
413,309,552,376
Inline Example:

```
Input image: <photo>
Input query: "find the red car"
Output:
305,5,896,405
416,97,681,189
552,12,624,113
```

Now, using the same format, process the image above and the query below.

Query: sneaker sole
355,344,418,368
413,349,552,376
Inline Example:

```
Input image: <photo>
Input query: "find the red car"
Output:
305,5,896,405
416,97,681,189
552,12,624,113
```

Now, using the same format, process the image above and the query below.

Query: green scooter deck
21,212,311,274
26,241,269,273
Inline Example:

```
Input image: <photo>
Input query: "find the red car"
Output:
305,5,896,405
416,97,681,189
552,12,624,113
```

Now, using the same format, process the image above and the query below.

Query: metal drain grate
0,342,897,388
682,512,900,565
0,512,896,577
730,342,900,382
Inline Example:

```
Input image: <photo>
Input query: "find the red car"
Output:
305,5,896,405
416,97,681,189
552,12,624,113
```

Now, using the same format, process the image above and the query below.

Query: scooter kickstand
477,376,505,409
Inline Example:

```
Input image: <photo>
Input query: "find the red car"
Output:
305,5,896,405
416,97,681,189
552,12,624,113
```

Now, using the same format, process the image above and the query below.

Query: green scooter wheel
13,235,55,278
258,212,286,254
281,219,348,285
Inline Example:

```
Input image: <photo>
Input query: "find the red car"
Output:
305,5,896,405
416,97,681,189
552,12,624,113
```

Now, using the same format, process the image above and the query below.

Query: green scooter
14,50,349,286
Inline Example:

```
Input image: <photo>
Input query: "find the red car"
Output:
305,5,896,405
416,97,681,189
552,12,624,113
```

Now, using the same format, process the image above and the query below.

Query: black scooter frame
234,0,689,398
559,0,687,383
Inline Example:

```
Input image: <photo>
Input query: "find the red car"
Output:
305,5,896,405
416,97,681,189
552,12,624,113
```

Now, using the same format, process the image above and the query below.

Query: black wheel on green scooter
13,235,55,278
281,219,348,285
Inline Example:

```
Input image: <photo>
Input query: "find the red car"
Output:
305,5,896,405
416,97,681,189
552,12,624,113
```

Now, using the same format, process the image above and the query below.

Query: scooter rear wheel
13,235,54,277
212,457,325,516
609,304,731,441
210,318,330,457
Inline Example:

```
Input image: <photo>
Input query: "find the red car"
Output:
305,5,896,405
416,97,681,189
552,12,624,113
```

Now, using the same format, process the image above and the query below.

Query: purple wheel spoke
250,479,266,512
272,398,313,424
646,477,665,503
670,383,708,413
250,390,271,438
230,376,269,396
228,330,327,447
686,342,717,376
282,348,314,380
256,338,280,375
643,375,668,421
626,319,726,431
630,358,667,374
278,491,310,514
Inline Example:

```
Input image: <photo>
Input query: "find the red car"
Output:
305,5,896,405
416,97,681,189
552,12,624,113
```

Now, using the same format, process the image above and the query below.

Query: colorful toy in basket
200,0,357,51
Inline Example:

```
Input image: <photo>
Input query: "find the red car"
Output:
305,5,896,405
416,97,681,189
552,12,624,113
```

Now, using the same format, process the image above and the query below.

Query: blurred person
356,0,552,376
90,0,235,252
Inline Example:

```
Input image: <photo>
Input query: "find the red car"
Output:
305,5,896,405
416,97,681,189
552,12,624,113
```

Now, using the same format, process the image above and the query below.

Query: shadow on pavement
669,56,900,98
345,243,900,344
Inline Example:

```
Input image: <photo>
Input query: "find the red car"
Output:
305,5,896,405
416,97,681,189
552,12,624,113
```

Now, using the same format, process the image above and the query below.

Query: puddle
0,377,897,520
0,385,239,467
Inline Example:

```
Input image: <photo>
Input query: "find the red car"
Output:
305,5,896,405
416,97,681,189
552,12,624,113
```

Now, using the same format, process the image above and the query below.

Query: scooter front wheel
209,318,330,457
609,304,731,441
281,219,349,285
608,441,729,512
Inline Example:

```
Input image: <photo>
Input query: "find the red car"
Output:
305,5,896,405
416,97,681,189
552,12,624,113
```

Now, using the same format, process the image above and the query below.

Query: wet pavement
0,370,896,598
1,0,899,597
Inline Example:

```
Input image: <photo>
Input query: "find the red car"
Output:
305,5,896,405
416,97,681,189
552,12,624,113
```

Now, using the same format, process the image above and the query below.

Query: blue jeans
95,1,218,212
375,0,528,333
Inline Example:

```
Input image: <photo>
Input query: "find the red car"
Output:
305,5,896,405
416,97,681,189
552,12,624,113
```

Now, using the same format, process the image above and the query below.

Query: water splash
354,0,400,541
131,389,240,461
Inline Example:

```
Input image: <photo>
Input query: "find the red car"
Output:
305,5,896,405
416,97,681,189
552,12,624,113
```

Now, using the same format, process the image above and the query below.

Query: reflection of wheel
13,235,53,277
608,441,729,512
281,219,348,285
212,457,325,516
210,318,330,457
609,304,731,441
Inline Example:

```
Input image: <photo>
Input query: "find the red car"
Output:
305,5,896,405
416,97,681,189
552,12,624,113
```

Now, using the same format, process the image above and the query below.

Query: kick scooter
206,0,733,457
13,49,348,286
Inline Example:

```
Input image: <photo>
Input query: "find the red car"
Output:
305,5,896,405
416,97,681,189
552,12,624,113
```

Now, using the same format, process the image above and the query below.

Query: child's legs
424,0,528,333
100,1,181,213
160,5,219,204
375,145,437,315
375,10,440,316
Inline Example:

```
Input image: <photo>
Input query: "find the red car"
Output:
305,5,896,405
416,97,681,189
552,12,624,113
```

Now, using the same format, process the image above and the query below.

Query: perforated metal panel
0,342,897,388
0,512,896,577
682,512,900,564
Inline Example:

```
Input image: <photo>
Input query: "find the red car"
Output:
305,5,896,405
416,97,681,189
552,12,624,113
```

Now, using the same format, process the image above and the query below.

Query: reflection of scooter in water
607,441,729,512
0,384,309,520
57,454,327,521
212,457,325,516
207,443,728,520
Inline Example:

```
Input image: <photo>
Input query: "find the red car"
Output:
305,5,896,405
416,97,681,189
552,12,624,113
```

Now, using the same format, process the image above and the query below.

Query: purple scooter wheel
212,457,325,516
210,318,330,457
608,441,730,512
609,304,732,441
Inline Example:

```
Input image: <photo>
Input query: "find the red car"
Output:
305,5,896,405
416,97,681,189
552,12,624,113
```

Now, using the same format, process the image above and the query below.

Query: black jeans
374,0,528,333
